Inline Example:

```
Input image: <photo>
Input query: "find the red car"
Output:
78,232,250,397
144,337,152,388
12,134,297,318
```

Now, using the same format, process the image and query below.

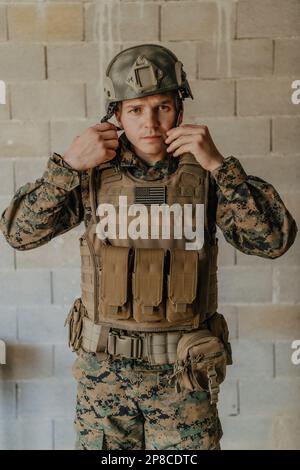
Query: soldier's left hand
164,124,224,172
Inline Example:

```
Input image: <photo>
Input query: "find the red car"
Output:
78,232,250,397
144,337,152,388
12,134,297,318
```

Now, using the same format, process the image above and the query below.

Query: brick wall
0,0,299,450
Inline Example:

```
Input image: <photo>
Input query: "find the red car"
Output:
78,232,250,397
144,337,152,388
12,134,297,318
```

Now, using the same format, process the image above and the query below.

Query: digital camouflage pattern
72,351,222,450
0,129,297,450
0,131,297,257
117,133,179,181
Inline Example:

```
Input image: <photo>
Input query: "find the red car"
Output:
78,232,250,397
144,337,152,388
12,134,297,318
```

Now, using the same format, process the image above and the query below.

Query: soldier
0,44,297,450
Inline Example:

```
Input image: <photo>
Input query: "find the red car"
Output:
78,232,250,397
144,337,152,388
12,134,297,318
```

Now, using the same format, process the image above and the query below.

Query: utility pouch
167,249,198,322
206,312,233,365
64,298,85,353
132,248,165,322
100,245,132,320
173,328,227,404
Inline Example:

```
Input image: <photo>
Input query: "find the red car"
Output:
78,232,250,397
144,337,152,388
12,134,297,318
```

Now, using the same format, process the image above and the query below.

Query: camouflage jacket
0,132,297,258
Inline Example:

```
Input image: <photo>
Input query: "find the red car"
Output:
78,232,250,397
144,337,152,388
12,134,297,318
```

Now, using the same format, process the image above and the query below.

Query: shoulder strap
178,152,202,167
80,170,92,227
88,162,115,225
88,168,97,224
178,152,206,178
177,153,212,244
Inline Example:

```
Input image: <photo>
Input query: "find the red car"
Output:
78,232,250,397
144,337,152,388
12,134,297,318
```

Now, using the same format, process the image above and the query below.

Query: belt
105,329,183,365
81,317,184,365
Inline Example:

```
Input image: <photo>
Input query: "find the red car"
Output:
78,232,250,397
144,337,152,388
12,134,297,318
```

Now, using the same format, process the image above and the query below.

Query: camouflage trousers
72,350,223,450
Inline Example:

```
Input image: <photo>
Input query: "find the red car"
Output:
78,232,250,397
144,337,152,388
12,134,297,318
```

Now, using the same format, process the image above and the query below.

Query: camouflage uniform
0,132,296,258
72,352,222,450
0,131,297,450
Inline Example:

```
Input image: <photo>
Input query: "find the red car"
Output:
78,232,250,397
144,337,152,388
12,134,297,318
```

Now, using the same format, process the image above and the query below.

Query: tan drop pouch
132,248,165,322
99,245,132,320
167,249,198,322
173,328,227,404
64,298,85,352
206,312,233,366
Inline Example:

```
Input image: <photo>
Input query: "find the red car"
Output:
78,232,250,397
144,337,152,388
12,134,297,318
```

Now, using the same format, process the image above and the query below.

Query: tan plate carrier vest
77,153,219,363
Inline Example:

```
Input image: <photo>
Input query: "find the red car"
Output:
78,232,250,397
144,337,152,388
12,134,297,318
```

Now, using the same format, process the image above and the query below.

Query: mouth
141,136,162,141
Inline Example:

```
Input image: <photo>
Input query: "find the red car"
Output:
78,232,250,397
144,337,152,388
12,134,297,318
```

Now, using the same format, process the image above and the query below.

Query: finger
167,125,207,138
167,135,194,153
166,123,208,134
165,126,205,144
101,129,119,140
179,123,208,130
92,122,117,131
173,143,193,157
104,138,119,149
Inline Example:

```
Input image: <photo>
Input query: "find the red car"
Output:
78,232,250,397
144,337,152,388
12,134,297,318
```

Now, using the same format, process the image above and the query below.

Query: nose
144,108,159,130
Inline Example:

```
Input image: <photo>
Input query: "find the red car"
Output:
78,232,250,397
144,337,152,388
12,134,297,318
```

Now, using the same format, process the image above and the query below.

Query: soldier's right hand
62,123,119,171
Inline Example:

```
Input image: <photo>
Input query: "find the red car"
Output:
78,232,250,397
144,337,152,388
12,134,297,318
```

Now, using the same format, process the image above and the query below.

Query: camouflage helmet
101,43,194,122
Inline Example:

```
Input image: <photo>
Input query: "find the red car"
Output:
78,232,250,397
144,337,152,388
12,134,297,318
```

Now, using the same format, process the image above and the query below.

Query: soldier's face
115,93,179,157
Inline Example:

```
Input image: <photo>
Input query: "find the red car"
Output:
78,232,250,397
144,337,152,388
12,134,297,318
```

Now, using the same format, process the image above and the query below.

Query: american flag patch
134,186,166,205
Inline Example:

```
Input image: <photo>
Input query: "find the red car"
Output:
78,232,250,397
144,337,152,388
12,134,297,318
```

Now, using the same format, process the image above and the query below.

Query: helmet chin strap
175,109,183,129
173,89,183,127
100,102,123,130
175,109,183,127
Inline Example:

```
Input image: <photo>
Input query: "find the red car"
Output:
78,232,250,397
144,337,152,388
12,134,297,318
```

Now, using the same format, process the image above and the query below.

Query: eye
129,108,141,114
159,105,170,111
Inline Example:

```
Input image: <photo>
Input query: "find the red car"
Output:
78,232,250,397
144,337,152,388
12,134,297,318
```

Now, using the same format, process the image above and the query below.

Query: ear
114,108,120,121
114,109,123,128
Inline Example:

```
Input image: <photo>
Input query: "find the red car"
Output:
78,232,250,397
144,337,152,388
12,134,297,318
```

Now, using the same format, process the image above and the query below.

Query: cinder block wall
0,0,299,450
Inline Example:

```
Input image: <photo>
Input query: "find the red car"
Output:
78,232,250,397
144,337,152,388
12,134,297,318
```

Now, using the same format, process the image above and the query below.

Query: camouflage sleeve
0,153,84,251
210,156,298,259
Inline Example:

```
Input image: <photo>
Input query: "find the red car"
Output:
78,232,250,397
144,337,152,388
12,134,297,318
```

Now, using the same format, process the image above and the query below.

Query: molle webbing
79,153,218,334
79,241,218,333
